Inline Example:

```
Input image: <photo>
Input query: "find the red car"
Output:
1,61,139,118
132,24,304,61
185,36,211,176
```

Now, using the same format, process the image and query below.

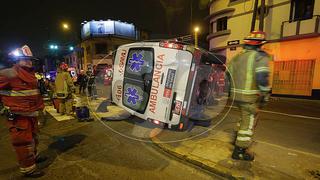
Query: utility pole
251,0,259,32
259,0,265,31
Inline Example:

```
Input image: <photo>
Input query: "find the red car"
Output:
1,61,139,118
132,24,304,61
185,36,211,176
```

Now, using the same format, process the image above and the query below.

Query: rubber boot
231,131,237,145
232,146,254,161
36,155,48,164
23,168,45,178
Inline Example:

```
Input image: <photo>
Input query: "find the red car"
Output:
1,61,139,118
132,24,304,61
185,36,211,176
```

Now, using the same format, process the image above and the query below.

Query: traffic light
69,46,74,51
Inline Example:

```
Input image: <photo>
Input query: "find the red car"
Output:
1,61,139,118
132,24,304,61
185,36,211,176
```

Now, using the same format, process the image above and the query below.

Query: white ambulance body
112,41,225,130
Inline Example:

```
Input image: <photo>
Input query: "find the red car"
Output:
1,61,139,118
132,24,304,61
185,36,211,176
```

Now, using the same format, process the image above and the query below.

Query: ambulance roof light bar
159,40,186,50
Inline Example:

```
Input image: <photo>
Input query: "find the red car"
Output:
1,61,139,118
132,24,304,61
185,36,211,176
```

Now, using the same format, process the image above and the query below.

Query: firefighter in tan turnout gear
228,31,271,161
55,62,75,115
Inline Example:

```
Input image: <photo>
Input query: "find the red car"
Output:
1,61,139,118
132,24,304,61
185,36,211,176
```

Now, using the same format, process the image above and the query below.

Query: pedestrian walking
55,62,75,115
227,31,271,161
0,45,46,177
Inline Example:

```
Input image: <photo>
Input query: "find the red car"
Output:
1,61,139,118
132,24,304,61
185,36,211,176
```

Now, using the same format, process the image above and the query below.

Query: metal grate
272,59,315,96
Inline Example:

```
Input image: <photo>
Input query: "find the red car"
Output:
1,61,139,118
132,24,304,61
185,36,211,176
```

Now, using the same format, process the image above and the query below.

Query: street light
194,26,200,48
62,23,70,31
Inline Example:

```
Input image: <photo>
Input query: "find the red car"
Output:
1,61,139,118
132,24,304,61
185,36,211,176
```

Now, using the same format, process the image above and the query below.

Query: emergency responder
87,71,97,99
77,70,88,94
0,45,46,177
227,31,271,161
55,62,75,115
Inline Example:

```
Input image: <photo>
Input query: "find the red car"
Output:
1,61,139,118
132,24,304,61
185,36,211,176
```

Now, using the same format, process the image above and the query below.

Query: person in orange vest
0,45,46,177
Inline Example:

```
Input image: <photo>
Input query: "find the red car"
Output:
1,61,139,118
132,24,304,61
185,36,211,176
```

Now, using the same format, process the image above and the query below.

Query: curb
151,137,240,180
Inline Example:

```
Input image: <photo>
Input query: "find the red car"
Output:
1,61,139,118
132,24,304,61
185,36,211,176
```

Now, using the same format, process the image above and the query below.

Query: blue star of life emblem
128,53,144,72
125,87,141,105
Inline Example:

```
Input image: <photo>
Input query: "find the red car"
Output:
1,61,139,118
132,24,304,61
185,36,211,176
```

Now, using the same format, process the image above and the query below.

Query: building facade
207,0,320,98
79,20,148,71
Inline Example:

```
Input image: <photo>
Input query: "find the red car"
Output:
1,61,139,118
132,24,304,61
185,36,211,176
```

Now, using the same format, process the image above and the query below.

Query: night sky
0,0,208,56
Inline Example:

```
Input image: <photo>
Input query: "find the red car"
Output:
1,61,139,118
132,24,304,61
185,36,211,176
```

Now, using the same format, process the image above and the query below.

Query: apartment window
95,43,107,54
216,17,228,32
290,0,314,21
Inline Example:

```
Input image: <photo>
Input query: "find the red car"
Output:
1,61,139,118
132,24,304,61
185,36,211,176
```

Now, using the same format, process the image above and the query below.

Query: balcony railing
281,15,320,39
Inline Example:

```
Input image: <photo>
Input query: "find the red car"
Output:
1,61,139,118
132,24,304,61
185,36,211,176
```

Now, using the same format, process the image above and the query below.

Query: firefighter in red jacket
0,45,45,177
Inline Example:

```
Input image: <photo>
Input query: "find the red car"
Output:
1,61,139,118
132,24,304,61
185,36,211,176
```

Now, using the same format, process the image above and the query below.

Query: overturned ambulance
112,40,227,130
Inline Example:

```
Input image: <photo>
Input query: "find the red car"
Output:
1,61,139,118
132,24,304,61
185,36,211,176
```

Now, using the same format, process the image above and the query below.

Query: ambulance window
200,51,226,65
122,48,154,114
124,48,154,80
123,81,150,113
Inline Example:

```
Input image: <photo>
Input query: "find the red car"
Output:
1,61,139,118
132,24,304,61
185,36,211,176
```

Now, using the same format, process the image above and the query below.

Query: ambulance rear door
120,47,155,118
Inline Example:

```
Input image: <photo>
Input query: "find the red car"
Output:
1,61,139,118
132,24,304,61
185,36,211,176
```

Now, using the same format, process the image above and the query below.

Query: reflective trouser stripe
230,88,260,95
249,114,254,130
255,67,269,73
236,136,251,142
0,89,40,96
20,164,36,174
258,85,271,92
245,52,257,90
238,129,253,136
236,103,257,148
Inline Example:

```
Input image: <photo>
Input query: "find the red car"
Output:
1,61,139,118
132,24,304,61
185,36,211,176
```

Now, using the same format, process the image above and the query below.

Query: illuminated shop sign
81,20,137,39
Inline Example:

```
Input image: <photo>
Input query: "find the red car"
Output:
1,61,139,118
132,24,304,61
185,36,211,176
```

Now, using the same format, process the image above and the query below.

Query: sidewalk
152,129,320,179
151,97,320,179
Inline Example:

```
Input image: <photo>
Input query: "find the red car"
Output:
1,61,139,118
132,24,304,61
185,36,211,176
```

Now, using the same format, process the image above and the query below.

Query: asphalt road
0,98,319,179
0,115,222,180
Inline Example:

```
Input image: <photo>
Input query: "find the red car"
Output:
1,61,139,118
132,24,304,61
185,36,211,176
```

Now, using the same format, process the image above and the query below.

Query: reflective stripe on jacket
0,89,40,96
228,49,271,102
55,71,74,98
0,65,44,112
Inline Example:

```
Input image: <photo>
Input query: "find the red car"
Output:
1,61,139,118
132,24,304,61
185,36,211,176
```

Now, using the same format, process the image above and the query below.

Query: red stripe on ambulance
118,49,127,76
149,54,164,113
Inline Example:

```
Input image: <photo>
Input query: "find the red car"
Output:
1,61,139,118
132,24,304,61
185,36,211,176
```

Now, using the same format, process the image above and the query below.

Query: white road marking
260,110,320,120
256,140,320,159
227,105,320,120
45,106,74,121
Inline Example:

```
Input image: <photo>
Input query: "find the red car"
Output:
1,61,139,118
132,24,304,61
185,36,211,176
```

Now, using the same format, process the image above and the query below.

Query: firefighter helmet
8,45,38,61
243,31,267,46
60,62,69,71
